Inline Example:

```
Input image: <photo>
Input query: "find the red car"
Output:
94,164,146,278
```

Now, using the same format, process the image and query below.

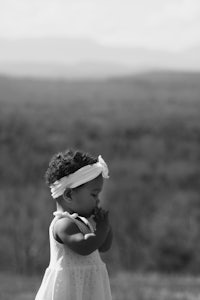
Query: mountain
0,61,136,79
0,38,199,78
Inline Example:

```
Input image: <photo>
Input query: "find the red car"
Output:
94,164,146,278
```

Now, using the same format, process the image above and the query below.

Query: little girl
35,149,113,300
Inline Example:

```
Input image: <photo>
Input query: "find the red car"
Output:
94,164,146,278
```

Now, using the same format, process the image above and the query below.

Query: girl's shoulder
53,212,81,242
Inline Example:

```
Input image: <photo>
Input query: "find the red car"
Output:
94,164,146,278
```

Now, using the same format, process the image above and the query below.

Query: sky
0,0,200,52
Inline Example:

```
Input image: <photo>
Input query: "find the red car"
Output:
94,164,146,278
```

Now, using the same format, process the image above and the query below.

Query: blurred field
1,271,200,300
1,71,200,274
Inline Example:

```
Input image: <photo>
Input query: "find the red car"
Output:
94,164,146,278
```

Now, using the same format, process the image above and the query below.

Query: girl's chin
87,207,99,218
81,206,101,218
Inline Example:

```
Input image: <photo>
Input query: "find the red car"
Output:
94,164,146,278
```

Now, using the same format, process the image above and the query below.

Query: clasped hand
93,207,110,235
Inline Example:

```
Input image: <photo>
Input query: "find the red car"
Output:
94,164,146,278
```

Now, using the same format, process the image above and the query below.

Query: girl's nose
96,199,100,207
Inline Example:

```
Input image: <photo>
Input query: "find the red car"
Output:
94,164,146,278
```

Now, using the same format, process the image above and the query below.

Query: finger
104,211,109,221
102,210,108,218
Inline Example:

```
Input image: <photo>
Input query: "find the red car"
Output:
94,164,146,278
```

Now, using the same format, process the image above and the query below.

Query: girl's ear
63,188,72,201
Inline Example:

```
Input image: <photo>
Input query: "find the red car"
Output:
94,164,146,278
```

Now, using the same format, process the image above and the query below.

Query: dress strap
53,211,78,219
78,216,94,233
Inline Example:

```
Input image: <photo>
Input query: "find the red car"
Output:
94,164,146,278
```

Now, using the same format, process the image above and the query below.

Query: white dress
35,211,112,300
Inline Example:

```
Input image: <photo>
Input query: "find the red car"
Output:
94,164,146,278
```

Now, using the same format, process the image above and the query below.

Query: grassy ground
1,271,200,300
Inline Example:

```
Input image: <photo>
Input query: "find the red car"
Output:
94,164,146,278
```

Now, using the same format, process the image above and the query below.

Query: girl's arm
54,215,110,256
99,227,113,252
93,207,113,252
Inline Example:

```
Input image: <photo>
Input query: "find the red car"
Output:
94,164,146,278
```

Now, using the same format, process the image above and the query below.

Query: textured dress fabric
35,211,112,300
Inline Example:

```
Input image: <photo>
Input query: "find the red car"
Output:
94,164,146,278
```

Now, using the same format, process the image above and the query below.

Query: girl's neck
56,203,63,212
56,202,73,214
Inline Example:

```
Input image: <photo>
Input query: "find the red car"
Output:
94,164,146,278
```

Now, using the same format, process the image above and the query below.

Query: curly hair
45,149,98,186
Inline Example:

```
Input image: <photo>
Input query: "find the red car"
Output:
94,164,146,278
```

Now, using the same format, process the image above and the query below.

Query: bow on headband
50,155,109,199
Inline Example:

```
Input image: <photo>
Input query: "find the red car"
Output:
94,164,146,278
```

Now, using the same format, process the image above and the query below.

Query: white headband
50,155,109,199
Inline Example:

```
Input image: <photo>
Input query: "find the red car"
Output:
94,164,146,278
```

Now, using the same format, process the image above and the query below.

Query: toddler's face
71,175,103,217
